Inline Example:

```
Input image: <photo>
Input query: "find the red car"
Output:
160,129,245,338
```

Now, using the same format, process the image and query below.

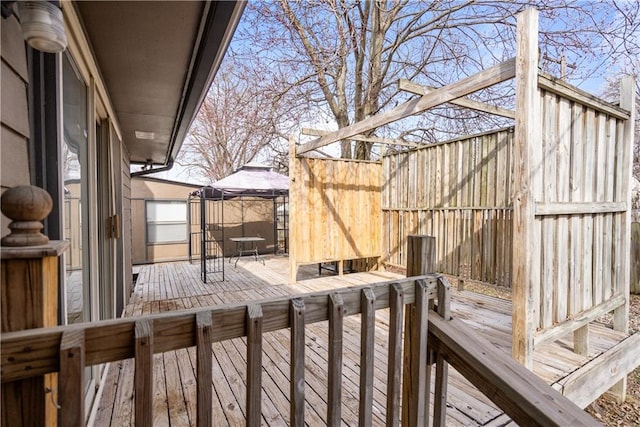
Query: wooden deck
91,257,624,426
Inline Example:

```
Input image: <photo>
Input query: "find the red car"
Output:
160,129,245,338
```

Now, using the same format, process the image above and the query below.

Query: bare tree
236,0,639,160
177,57,291,183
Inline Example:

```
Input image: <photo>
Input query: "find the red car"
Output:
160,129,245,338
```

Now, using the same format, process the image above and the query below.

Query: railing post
402,235,436,426
1,186,69,427
433,278,451,426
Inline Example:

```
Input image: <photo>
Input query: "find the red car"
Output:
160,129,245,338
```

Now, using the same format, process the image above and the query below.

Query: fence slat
434,278,451,426
246,304,263,427
196,311,213,427
290,298,306,427
59,329,85,426
328,294,343,427
135,319,153,426
386,284,404,427
359,288,376,427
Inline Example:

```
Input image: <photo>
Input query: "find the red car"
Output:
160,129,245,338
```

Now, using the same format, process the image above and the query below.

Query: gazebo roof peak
239,162,271,171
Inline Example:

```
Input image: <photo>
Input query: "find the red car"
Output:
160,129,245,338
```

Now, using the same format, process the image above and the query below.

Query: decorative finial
1,185,52,246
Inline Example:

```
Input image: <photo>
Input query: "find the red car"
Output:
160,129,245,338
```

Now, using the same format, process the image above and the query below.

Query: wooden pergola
288,8,637,402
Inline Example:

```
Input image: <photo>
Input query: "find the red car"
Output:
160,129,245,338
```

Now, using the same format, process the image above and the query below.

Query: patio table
229,236,265,267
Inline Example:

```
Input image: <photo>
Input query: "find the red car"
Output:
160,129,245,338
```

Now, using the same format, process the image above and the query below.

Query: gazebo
188,163,289,282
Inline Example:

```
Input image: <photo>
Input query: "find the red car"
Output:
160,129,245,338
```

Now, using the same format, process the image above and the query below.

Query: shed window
146,201,188,243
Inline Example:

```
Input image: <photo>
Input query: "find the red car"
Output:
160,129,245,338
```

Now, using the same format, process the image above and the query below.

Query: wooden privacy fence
383,128,514,288
512,10,635,366
289,141,382,282
0,277,598,426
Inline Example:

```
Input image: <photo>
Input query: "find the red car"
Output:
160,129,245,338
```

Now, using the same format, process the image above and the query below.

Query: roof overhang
76,1,245,166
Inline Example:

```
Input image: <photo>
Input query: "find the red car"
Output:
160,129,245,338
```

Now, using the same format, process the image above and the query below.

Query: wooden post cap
1,185,52,246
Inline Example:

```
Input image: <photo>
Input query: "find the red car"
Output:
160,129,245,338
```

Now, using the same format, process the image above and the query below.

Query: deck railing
1,274,600,426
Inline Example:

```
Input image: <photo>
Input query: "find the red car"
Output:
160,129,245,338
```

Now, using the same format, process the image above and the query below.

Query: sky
147,1,638,184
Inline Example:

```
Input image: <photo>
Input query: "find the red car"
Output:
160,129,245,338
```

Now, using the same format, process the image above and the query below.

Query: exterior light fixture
17,1,67,53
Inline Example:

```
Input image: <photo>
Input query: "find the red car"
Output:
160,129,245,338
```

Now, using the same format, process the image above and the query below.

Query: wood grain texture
358,288,375,427
385,285,403,427
290,156,382,268
59,329,85,427
298,58,516,154
327,294,343,427
289,298,305,427
134,319,153,426
246,304,263,427
196,311,212,427
1,275,438,383
429,315,601,426
511,8,540,367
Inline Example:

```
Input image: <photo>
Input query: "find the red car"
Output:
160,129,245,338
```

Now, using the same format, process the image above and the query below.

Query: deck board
93,257,624,426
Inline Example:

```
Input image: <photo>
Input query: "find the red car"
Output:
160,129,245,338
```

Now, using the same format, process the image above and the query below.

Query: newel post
1,185,69,427
402,235,436,425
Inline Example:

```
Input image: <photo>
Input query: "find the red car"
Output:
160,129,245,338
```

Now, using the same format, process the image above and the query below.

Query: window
146,200,188,243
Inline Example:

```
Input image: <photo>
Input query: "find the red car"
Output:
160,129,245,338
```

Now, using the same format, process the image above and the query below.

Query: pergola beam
398,79,516,119
297,58,516,155
301,128,419,148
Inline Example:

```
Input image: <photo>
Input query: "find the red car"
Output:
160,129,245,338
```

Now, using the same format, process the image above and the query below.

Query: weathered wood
298,58,516,154
512,8,540,368
610,74,635,402
381,128,514,287
246,304,263,426
302,128,418,147
359,288,376,427
533,293,626,347
402,236,436,425
573,325,589,356
327,294,343,427
398,79,516,119
631,222,640,294
134,319,153,426
534,202,626,215
556,333,640,408
410,279,430,426
538,73,629,120
385,285,403,427
428,315,601,426
433,277,451,427
195,311,212,427
59,329,85,427
289,298,305,427
288,136,299,284
1,275,438,382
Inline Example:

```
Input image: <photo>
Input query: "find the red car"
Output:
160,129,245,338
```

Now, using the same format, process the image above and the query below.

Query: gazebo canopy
192,162,289,199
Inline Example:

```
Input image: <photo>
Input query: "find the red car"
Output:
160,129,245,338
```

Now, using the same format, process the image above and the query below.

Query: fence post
402,235,436,425
1,186,69,427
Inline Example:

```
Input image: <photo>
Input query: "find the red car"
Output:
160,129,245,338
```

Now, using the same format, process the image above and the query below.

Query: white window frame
145,200,188,244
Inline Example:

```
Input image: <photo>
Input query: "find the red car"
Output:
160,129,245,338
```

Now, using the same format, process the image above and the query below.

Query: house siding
1,15,31,235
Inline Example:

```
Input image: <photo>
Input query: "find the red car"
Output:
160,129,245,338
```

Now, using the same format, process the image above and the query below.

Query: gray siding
1,14,31,235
